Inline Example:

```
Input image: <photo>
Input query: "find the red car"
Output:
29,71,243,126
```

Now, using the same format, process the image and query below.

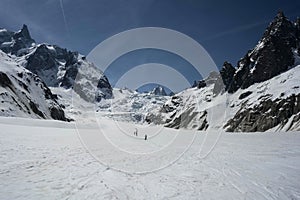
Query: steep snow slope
0,50,68,120
225,64,300,132
0,117,299,199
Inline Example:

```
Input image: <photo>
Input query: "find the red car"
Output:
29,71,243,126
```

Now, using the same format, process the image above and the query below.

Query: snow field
0,117,300,199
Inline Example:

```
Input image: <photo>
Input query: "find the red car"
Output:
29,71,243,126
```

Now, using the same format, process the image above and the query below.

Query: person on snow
134,128,138,136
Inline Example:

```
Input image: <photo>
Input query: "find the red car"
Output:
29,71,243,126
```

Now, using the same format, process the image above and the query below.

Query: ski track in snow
0,117,300,200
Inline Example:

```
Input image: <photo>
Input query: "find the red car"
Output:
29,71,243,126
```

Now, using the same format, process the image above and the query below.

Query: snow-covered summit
0,25,113,103
0,25,113,121
150,86,167,96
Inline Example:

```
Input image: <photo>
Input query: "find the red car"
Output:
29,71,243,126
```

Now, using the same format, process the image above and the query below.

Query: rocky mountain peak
26,43,113,102
0,24,35,55
151,86,167,96
263,11,295,41
276,10,285,20
223,12,300,93
0,25,113,103
13,24,33,42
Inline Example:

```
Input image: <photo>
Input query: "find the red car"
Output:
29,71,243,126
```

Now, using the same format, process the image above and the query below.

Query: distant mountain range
0,11,299,132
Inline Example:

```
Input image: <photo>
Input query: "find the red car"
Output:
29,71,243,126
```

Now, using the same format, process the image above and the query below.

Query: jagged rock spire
223,11,300,93
276,10,285,19
13,24,34,42
20,24,31,39
220,61,236,92
0,24,36,55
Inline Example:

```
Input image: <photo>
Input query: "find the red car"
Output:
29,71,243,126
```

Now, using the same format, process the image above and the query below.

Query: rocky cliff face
225,94,300,132
25,44,78,87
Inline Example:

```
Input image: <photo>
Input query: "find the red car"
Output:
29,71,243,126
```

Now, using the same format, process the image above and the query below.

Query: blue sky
0,0,299,91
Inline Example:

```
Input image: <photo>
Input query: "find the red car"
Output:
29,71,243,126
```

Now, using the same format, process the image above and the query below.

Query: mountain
222,11,300,93
0,12,299,131
146,12,300,132
0,25,113,103
0,24,35,55
0,25,113,121
150,86,167,96
0,50,69,121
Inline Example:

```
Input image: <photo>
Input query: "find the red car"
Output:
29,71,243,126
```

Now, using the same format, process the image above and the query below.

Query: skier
144,134,147,140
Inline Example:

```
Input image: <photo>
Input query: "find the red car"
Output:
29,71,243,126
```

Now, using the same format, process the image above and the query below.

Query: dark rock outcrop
29,101,45,119
238,91,253,100
50,106,68,121
164,108,208,130
225,94,300,132
96,75,113,100
219,61,236,92
0,72,12,88
192,80,206,89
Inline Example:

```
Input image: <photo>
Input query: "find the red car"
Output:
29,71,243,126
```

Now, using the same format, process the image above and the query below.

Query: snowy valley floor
0,117,300,200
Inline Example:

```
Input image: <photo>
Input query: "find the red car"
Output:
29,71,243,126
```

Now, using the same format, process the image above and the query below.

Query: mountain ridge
0,12,299,132
146,12,300,132
221,11,300,93
0,25,113,120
